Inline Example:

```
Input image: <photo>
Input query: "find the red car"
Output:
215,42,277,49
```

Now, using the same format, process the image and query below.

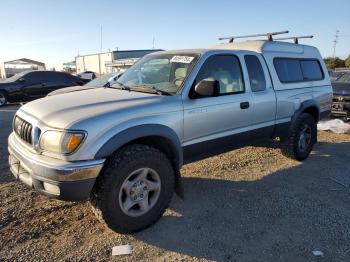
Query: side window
274,58,324,83
24,72,49,83
300,60,323,81
274,59,303,83
52,72,71,83
244,55,266,92
23,72,36,83
194,55,244,96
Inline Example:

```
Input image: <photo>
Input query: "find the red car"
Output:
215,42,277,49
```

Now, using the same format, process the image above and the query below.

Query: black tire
0,91,8,107
90,144,175,233
281,113,317,161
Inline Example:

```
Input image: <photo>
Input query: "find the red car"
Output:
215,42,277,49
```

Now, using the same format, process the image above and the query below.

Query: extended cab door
243,54,277,137
182,54,253,162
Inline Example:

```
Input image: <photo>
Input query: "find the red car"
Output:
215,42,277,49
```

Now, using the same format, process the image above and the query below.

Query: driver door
182,54,253,162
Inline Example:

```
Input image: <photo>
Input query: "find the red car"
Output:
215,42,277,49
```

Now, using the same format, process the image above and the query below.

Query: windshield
84,72,119,87
3,71,30,82
336,73,350,83
113,53,199,95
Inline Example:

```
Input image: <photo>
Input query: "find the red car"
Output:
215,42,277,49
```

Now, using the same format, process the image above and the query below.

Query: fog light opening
43,182,60,195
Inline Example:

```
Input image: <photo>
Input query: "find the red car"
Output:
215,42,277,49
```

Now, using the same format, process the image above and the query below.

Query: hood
47,85,99,96
19,88,177,128
0,81,19,88
332,82,350,96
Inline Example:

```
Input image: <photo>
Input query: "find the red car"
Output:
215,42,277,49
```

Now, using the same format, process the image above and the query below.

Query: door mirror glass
194,79,219,97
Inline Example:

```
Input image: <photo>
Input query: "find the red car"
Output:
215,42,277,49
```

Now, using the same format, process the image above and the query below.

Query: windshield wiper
130,84,172,96
110,82,130,90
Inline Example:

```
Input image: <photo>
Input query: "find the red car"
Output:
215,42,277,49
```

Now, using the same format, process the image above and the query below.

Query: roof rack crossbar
218,30,289,43
273,35,314,44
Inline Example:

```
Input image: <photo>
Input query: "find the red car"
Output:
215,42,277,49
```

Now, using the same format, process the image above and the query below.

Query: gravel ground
1,104,350,261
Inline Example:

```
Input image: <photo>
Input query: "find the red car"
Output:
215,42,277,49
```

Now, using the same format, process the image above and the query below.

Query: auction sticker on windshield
170,56,194,63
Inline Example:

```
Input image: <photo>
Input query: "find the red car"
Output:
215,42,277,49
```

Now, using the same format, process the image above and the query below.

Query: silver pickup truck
8,34,332,233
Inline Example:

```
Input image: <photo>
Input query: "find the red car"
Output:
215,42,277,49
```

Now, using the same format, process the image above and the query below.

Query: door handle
240,101,250,109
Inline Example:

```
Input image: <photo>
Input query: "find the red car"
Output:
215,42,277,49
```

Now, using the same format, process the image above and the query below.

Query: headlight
39,130,86,154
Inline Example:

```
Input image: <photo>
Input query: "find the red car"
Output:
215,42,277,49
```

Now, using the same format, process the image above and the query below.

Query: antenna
274,35,314,44
218,30,289,43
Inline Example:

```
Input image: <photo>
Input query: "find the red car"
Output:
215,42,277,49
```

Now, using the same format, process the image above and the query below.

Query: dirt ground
1,104,350,262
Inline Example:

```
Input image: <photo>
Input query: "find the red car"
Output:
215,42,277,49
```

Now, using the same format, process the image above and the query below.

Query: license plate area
332,102,344,111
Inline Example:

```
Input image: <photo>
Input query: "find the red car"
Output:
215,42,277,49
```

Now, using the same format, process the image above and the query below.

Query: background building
62,61,76,74
75,49,162,75
0,58,46,79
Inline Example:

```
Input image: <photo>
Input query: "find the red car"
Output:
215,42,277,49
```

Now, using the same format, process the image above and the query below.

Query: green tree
323,57,345,69
345,56,350,68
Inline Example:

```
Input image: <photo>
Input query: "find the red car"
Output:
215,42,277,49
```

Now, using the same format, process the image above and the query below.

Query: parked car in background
76,71,97,81
328,70,338,82
0,70,88,106
48,72,123,96
331,72,350,120
334,71,347,82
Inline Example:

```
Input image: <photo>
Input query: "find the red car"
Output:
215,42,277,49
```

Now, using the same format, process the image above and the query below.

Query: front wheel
281,113,317,161
90,144,175,233
0,91,8,107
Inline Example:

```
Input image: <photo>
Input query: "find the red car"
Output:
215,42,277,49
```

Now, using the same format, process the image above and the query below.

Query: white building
0,58,46,79
75,49,162,75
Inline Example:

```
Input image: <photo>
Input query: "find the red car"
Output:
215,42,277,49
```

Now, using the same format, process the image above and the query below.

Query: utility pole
100,25,103,53
332,30,340,69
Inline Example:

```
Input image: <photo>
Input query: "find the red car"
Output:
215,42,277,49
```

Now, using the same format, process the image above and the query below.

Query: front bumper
8,133,105,201
331,101,350,118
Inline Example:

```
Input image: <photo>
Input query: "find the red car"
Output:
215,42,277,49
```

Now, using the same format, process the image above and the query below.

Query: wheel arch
292,100,320,123
94,124,183,169
287,100,319,139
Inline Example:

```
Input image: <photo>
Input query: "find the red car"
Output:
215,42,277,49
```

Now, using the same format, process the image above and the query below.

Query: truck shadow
134,141,350,261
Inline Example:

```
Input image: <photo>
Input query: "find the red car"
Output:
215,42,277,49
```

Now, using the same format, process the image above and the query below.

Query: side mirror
194,79,219,97
18,78,25,83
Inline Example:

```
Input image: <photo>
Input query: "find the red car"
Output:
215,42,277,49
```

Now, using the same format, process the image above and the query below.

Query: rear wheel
0,91,8,107
90,144,175,233
281,113,317,161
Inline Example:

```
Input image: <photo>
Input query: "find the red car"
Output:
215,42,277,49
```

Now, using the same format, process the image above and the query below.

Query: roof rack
273,35,314,44
218,30,289,43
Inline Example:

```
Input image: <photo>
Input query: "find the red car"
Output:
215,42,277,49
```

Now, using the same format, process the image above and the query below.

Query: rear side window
244,55,266,92
300,60,323,81
274,59,303,82
274,58,324,83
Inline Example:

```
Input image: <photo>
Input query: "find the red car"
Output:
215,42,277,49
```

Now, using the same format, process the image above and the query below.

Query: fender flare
94,124,183,168
288,99,320,136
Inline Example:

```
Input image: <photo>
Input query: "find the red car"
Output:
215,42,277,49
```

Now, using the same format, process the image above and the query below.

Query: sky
0,0,349,69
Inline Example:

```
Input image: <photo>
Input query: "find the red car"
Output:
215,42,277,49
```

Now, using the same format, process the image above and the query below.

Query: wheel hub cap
298,124,312,152
119,167,161,217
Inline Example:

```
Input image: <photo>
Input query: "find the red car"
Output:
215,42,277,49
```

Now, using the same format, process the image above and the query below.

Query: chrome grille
14,116,33,145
